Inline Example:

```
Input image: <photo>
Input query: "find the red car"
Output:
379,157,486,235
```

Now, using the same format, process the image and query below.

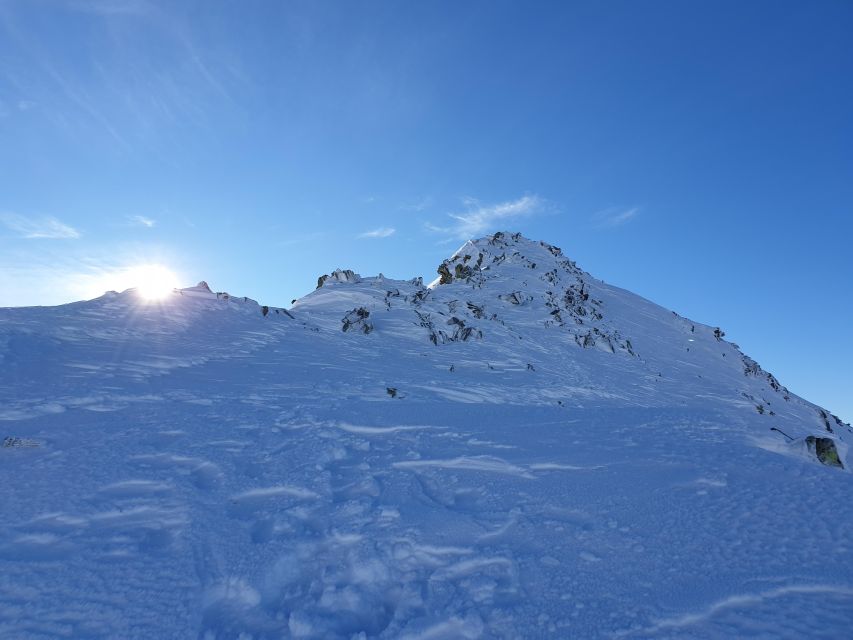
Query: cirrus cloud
358,227,396,239
427,195,543,240
0,212,81,239
592,206,640,229
128,215,156,228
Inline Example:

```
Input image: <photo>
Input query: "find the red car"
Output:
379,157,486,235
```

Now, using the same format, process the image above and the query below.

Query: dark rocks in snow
407,288,430,306
714,327,725,341
454,263,474,280
577,332,596,349
342,307,373,334
436,251,486,286
317,269,360,289
499,291,532,306
386,387,398,398
466,302,485,319
261,306,269,317
819,409,833,433
383,289,402,309
743,357,761,377
540,241,562,257
445,316,481,342
741,356,787,398
806,436,844,469
414,310,481,345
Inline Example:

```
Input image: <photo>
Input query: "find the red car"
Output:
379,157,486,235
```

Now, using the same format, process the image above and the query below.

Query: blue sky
1,0,851,421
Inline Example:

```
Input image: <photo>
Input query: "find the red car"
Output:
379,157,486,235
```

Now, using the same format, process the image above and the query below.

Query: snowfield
1,232,851,639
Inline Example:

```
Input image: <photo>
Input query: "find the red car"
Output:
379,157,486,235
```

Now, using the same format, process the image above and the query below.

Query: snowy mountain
1,231,851,639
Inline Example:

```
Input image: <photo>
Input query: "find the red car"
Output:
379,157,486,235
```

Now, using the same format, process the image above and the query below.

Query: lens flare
127,264,180,300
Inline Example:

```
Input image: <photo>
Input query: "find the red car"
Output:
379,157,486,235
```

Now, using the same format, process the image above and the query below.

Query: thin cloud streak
358,227,396,239
0,212,81,239
593,206,640,229
0,0,239,148
129,215,156,228
427,195,543,239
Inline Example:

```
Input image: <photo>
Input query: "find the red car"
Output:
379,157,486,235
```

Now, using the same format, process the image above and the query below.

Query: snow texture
1,232,851,639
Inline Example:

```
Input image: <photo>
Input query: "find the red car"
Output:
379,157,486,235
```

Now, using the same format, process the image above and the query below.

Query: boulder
805,436,844,469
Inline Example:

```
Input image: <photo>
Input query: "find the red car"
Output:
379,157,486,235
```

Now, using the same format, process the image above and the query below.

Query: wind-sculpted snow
0,232,851,639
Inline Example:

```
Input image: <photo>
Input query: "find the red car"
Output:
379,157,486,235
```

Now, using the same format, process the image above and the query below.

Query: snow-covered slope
1,232,851,639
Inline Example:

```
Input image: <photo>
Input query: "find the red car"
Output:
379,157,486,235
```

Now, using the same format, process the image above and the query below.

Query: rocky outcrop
428,231,636,357
742,356,788,396
414,310,482,345
805,436,844,469
499,291,533,306
317,269,361,289
342,307,373,334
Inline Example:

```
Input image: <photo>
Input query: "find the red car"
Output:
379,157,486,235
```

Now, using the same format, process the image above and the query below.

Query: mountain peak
432,231,577,288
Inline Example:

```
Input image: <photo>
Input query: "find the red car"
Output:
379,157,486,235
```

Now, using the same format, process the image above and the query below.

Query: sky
0,0,851,421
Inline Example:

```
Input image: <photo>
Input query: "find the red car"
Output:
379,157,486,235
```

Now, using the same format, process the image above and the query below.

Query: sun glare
128,264,181,301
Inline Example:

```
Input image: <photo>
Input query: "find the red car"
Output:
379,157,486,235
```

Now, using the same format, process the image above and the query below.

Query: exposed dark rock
454,263,474,280
466,302,485,319
819,409,833,433
317,269,360,289
806,436,844,468
342,307,373,334
414,309,482,344
499,291,532,306
437,262,453,285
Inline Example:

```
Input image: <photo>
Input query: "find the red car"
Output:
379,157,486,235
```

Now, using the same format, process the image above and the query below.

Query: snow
1,231,851,639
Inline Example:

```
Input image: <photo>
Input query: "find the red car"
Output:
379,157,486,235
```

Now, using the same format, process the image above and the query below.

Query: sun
127,264,181,300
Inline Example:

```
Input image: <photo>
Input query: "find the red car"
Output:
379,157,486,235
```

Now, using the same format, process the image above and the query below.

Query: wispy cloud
427,195,543,239
0,212,81,239
128,214,156,228
0,0,241,148
592,206,640,229
358,227,396,239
